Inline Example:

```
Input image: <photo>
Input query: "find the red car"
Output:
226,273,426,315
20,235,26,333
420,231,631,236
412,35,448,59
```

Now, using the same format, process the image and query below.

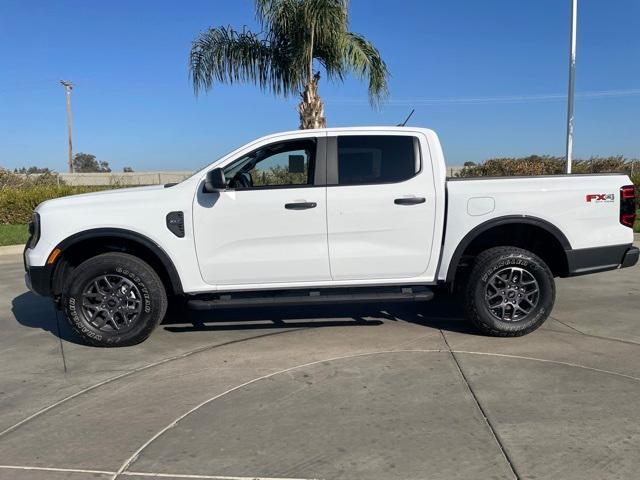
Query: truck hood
36,184,168,213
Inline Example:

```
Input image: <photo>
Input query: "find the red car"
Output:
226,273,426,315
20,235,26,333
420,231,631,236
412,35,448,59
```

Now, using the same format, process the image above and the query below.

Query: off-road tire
464,246,555,337
62,253,167,347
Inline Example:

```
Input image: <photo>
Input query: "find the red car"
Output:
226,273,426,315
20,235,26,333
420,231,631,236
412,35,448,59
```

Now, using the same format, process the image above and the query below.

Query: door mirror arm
203,168,227,193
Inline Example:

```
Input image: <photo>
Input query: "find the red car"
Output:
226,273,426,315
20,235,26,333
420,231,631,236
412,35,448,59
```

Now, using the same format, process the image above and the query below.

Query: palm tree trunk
298,72,326,129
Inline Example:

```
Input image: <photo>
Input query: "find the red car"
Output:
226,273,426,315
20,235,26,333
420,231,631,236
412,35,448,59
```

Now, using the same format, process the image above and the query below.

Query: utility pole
60,80,74,173
565,0,578,174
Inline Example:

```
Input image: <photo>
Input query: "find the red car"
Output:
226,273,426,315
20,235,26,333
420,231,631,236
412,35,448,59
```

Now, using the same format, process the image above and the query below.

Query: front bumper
24,265,54,296
24,245,54,297
565,244,639,276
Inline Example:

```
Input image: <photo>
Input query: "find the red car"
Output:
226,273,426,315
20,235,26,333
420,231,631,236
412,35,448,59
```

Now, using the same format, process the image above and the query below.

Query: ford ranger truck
23,127,639,346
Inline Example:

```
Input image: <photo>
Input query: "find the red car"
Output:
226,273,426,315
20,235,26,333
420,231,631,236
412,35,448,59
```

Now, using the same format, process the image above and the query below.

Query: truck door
326,132,437,280
193,135,331,286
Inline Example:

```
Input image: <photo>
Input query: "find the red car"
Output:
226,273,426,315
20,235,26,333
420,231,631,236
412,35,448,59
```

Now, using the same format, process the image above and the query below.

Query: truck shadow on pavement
11,291,86,344
162,289,477,335
11,289,478,345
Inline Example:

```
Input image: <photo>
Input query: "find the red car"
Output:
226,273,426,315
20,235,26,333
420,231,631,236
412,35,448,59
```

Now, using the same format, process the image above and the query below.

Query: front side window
223,139,315,189
336,135,419,185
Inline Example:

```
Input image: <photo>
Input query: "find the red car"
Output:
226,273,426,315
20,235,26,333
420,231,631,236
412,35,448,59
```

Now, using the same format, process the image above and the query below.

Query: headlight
27,212,40,248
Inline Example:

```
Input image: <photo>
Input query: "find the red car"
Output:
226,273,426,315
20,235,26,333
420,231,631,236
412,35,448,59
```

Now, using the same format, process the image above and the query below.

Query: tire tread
464,246,555,337
62,252,167,347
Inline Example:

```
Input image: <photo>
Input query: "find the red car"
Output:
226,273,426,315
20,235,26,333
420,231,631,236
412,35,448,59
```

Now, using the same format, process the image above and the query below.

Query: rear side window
336,135,419,185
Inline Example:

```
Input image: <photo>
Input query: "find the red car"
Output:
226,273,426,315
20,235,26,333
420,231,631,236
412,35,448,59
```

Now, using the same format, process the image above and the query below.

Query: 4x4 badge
586,193,614,202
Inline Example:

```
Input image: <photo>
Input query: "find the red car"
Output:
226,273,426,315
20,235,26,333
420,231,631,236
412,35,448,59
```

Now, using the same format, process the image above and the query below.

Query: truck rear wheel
62,252,167,347
464,246,555,336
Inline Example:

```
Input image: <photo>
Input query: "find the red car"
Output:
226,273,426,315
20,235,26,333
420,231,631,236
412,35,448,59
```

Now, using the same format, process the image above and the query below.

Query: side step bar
187,286,434,310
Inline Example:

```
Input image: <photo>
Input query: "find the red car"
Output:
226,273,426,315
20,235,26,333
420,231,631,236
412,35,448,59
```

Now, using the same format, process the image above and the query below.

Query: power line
328,88,640,106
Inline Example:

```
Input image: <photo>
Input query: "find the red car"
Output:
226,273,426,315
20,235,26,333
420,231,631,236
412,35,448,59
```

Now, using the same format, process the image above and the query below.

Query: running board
187,286,434,310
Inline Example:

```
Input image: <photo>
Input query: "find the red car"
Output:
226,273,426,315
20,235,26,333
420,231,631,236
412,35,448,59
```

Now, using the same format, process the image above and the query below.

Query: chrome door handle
394,197,426,205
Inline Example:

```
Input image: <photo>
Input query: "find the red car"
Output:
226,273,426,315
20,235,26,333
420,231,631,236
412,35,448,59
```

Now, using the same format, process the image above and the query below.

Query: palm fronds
189,0,390,123
190,26,301,96
342,32,389,105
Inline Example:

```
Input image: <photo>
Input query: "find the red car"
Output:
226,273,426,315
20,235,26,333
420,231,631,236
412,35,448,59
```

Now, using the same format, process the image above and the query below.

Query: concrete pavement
0,243,638,480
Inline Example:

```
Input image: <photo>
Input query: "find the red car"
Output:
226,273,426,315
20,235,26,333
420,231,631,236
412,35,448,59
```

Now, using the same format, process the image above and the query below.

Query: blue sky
0,0,638,171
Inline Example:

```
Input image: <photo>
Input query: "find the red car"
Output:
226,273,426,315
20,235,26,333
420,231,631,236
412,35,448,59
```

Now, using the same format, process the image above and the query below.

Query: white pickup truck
24,127,638,346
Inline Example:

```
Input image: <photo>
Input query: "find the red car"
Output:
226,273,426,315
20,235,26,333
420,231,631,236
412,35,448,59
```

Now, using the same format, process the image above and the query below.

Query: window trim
326,134,423,187
222,137,327,191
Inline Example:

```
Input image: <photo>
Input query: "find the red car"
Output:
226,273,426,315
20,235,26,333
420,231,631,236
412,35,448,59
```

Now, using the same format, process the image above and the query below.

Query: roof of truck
272,126,435,135
250,126,438,145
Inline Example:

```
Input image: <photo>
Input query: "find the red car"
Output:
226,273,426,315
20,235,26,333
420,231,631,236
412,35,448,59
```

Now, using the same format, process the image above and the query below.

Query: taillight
620,185,636,228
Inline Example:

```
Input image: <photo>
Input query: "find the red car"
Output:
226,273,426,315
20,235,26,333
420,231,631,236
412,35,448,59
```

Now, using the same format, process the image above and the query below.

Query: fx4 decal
586,193,614,203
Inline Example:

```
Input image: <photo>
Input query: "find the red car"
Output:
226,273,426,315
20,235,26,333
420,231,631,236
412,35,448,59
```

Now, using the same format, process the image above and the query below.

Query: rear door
326,132,437,280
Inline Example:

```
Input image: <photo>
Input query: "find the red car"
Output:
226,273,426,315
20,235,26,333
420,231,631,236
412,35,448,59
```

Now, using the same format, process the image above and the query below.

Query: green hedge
457,155,639,185
0,169,125,225
0,185,110,224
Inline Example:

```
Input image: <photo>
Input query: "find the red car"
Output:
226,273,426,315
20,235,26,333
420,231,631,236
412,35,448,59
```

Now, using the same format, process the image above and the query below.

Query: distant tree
123,166,134,172
13,166,52,174
463,161,476,167
72,153,111,173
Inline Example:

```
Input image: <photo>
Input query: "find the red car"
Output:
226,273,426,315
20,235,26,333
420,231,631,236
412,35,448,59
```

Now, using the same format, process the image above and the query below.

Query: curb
0,245,24,256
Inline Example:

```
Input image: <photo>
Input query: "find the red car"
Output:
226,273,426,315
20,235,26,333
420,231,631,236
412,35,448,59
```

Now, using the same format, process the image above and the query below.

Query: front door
193,136,330,286
326,133,437,280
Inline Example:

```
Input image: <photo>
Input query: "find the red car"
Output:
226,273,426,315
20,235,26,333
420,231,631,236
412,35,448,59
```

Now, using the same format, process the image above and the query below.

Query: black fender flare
445,215,572,284
53,228,183,294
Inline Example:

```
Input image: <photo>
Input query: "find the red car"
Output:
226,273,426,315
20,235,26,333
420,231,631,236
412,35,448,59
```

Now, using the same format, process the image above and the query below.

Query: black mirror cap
203,168,226,193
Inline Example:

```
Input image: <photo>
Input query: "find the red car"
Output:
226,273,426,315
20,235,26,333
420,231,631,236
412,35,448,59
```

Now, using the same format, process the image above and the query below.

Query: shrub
0,168,133,224
0,168,63,188
456,156,640,187
0,184,112,224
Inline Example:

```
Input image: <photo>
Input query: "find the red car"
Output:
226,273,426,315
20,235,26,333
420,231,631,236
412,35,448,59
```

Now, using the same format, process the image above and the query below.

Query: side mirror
203,168,226,193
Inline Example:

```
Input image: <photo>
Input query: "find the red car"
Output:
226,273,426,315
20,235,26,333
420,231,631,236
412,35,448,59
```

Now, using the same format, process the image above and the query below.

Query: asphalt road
0,242,638,480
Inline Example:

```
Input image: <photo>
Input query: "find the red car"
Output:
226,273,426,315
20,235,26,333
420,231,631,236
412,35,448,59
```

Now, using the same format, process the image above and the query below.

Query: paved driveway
0,242,638,480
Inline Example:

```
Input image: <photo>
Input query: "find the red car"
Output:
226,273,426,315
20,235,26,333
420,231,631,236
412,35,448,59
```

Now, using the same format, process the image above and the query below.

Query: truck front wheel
464,246,555,336
62,252,167,347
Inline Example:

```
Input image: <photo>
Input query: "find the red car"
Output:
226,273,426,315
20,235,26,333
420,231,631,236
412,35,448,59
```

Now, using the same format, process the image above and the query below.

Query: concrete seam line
0,465,318,480
124,471,320,479
548,318,640,347
110,349,447,480
453,350,640,382
549,315,585,335
0,328,302,439
0,465,113,475
573,331,640,347
54,307,68,374
440,332,519,480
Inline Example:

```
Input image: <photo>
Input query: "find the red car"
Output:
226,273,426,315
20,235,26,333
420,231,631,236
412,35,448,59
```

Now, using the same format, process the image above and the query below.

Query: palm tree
189,0,389,129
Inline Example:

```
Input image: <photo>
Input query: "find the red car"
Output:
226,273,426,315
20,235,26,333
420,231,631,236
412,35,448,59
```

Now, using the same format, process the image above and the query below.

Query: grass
0,224,28,246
